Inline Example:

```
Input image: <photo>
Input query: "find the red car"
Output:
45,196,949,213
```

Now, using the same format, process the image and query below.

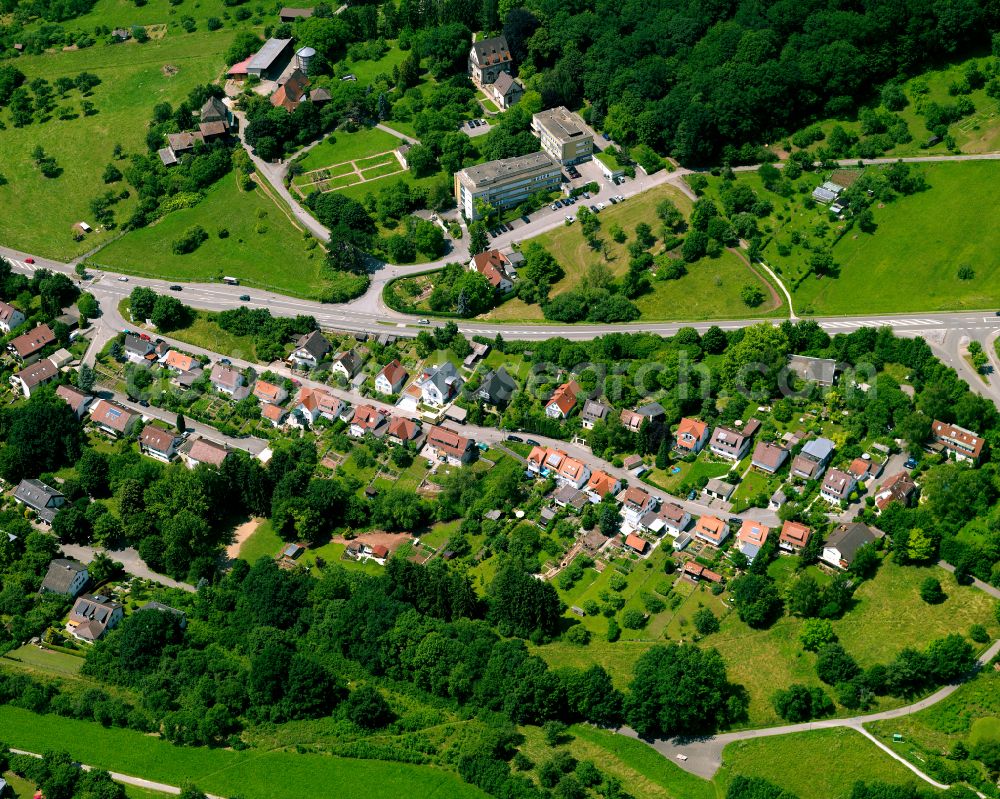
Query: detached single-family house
139,425,183,462
751,441,788,474
350,404,386,437
89,399,140,438
623,533,648,555
489,70,524,109
674,417,710,454
425,425,476,466
39,558,88,596
179,437,230,469
622,454,646,475
15,478,65,524
821,522,880,570
682,562,723,583
640,502,690,538
931,419,985,463
693,515,730,547
736,520,770,563
375,360,409,395
477,367,517,406
709,425,754,461
792,437,835,480
470,250,517,293
291,386,343,424
873,472,917,514
0,300,26,334
138,601,187,628
331,350,364,380
848,457,875,483
56,384,92,418
556,456,590,490
787,354,838,388
779,520,813,553
468,34,513,86
545,380,580,419
621,402,666,434
620,485,656,529
253,379,288,405
386,415,420,444
585,470,620,502
67,594,124,642
8,324,55,364
820,467,856,504
11,358,58,397
210,364,247,398
580,400,610,430
162,350,199,374
261,403,288,427
418,362,464,407
124,334,156,364
289,330,331,369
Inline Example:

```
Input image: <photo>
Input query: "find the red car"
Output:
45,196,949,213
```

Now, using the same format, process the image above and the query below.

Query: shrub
968,624,989,644
919,576,945,604
693,608,719,635
621,609,646,629
171,225,208,255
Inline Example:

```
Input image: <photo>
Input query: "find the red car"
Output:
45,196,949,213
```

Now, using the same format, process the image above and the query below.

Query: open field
0,30,233,260
0,706,488,799
2,644,85,676
92,175,351,300
293,128,404,182
237,518,282,564
163,310,258,361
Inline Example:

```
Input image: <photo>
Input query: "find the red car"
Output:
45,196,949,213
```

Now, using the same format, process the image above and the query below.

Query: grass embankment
0,706,487,799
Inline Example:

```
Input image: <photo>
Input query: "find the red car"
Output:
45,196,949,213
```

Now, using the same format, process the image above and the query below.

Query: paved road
58,543,196,592
11,748,225,798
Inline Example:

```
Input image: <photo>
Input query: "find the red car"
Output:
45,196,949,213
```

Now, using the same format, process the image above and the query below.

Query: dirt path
227,517,264,560
330,531,412,553
729,246,784,314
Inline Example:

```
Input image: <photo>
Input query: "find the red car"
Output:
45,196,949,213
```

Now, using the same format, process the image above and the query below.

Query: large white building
532,107,593,166
454,152,562,220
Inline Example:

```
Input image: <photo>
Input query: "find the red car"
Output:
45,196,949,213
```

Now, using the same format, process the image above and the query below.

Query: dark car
239,294,250,301
169,285,182,291
507,435,523,443
525,438,541,447
220,358,231,365
138,399,150,408
521,215,531,223
904,457,917,469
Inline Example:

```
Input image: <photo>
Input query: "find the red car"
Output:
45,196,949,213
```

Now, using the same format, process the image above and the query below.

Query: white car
117,276,129,282
597,202,606,211
564,215,575,224
616,194,625,202
417,319,430,325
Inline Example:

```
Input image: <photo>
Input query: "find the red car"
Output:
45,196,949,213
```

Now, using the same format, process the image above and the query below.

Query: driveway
58,543,195,592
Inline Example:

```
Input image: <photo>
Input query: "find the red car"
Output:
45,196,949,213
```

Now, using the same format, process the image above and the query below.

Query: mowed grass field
93,175,338,299
0,30,234,260
482,183,785,322
294,127,405,181
794,161,1000,314
0,706,488,799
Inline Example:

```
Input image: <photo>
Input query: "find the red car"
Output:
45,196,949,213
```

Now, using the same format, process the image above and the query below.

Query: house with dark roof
89,399,140,438
820,468,856,504
180,436,230,469
621,402,666,434
331,349,364,380
620,485,656,529
279,6,313,21
15,479,65,524
139,601,187,628
11,358,58,397
7,324,55,364
489,70,524,109
580,400,610,430
246,37,294,80
124,334,157,364
477,366,517,406
40,558,88,596
418,362,463,407
271,68,310,112
139,425,183,462
792,437,835,480
639,502,690,538
709,425,754,461
468,34,512,86
874,472,917,514
289,330,331,369
704,478,736,502
821,522,881,569
787,354,838,388
375,359,409,395
67,594,124,642
210,364,248,398
751,441,788,474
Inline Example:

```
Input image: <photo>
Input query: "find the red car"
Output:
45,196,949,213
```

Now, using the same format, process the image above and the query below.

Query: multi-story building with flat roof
532,106,593,165
454,152,562,220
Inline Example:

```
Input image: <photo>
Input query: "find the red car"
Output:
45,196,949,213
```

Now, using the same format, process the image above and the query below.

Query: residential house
253,379,288,405
56,384,92,418
553,484,588,511
375,360,408,395
585,470,620,502
489,71,524,109
543,380,579,418
624,533,648,555
787,354,838,388
162,350,199,374
709,424,754,461
527,446,566,477
620,402,666,434
7,324,55,364
792,437,835,480
704,478,736,502
67,594,124,642
674,417,710,454
210,364,247,398
425,425,476,465
15,478,65,524
39,558,88,596
556,456,590,490
693,515,730,547
139,425,183,462
200,96,231,129
180,437,230,469
622,454,646,475
820,468,856,504
682,562,723,583
779,520,813,553
470,250,517,293
468,34,512,86
821,522,880,569
751,441,788,474
165,131,204,157
11,358,58,397
620,485,656,529
931,419,985,463
89,399,140,438
291,386,342,424
261,403,288,427
331,350,364,380
580,400,610,430
350,404,386,437
477,367,517,406
873,472,917,515
463,341,490,369
124,334,157,364
0,300,25,334
639,502,690,538
418,362,463,407
386,415,419,444
289,330,331,369
271,68,310,112
736,520,770,563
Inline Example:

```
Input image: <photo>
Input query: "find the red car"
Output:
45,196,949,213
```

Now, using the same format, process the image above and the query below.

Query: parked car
239,294,251,301
582,191,591,199
220,358,231,365
597,202,606,210
507,435,523,443
525,438,541,447
117,276,129,282
169,285,182,291
904,457,918,469
138,399,150,408
564,215,575,224
550,203,559,211
590,205,599,213
24,257,34,264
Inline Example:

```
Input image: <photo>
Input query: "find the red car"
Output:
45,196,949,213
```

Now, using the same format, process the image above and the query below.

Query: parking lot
461,118,492,138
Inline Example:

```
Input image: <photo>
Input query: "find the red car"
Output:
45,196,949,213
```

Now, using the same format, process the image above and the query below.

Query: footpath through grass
0,706,487,799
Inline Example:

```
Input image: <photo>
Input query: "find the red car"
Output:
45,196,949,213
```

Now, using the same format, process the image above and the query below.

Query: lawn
0,29,234,260
2,644,85,677
0,706,487,799
163,310,258,361
716,727,935,798
293,128,404,177
237,519,282,564
340,45,408,85
794,161,1000,314
92,175,340,300
646,454,733,494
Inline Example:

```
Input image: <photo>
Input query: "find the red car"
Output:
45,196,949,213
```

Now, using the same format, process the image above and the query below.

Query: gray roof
69,593,123,641
124,334,153,355
471,34,511,66
247,38,293,71
478,366,517,404
425,361,461,395
582,400,610,422
789,354,838,385
826,522,880,564
158,148,178,167
704,478,736,499
333,349,363,376
15,479,63,520
41,558,86,594
636,402,665,418
801,437,835,461
492,71,520,95
459,151,559,188
294,329,331,360
200,96,228,123
533,106,590,144
139,601,185,618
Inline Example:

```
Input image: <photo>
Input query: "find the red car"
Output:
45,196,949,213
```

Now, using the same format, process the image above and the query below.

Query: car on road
169,285,182,291
117,276,129,282
507,434,523,443
995,310,1000,316
521,215,531,223
418,318,430,324
138,399,150,408
904,457,917,469
24,257,35,264
525,438,541,446
239,294,251,301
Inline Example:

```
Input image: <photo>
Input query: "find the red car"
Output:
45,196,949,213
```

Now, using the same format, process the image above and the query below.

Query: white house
418,362,463,407
0,300,25,334
289,330,331,369
375,359,408,395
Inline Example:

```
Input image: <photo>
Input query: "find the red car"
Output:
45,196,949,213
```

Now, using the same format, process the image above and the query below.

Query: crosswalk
819,318,944,330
